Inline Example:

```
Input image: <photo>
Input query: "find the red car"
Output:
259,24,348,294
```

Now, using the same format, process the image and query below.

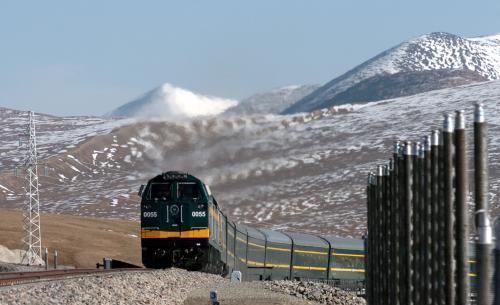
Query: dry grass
0,208,141,268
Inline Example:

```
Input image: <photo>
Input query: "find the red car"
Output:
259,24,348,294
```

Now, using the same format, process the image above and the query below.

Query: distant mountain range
283,32,500,113
108,84,318,119
224,85,320,115
108,32,500,119
2,80,500,237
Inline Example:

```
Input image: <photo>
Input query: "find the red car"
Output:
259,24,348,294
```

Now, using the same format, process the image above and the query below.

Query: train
139,171,365,285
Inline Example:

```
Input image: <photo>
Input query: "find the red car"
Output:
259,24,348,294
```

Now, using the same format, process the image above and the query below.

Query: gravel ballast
0,268,226,305
263,280,366,305
184,281,320,305
1,268,366,305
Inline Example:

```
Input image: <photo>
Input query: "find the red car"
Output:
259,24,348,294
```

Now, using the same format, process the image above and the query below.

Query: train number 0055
143,212,157,218
191,211,206,217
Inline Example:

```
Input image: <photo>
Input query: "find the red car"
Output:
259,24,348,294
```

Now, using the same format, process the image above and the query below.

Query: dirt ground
0,208,141,268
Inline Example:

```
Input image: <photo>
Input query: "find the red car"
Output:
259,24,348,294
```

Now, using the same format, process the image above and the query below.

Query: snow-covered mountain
284,32,500,114
108,83,238,119
225,84,320,115
1,81,500,237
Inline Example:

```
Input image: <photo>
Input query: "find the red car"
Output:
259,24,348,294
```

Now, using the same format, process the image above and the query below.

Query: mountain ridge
224,84,320,115
284,32,500,113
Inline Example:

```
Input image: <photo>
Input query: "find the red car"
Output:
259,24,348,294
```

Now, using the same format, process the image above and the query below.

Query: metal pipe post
476,210,492,305
403,142,414,305
376,165,384,305
366,173,374,305
377,165,387,304
385,164,392,305
412,142,420,305
474,103,492,305
431,130,441,305
443,114,455,305
379,165,388,305
370,172,377,305
371,167,378,305
438,130,446,305
364,235,371,305
423,135,432,305
382,165,391,304
370,172,378,305
392,143,401,305
455,110,469,305
474,103,488,225
398,144,406,305
44,248,48,270
417,144,426,305
389,157,397,305
54,250,58,269
494,218,500,305
381,165,388,305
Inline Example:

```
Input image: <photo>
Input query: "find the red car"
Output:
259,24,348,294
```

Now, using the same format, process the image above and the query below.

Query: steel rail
0,268,148,287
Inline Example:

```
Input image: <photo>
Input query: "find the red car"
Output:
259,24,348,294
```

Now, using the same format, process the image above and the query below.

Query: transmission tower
20,111,43,265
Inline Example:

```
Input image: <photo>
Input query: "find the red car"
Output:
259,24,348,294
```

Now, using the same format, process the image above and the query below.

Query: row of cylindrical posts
43,248,58,270
365,103,498,305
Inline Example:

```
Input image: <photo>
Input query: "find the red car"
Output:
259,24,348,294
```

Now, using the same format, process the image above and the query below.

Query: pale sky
0,0,499,116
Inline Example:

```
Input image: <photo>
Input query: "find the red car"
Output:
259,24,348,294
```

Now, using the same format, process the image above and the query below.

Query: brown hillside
0,209,140,268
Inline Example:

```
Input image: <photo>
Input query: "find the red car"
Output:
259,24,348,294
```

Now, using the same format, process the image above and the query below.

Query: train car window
178,182,201,200
149,183,171,200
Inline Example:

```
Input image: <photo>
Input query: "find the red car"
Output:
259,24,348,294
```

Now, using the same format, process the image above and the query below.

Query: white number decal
192,211,206,217
143,211,157,218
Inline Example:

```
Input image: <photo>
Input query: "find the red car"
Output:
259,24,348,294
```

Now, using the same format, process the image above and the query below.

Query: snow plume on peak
109,83,238,119
469,33,500,43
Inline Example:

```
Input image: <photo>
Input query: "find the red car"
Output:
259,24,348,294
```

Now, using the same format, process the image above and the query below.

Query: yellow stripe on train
141,229,209,239
293,265,327,271
247,260,265,267
266,263,290,268
267,246,291,252
333,252,365,258
294,249,328,255
331,267,365,273
248,242,266,249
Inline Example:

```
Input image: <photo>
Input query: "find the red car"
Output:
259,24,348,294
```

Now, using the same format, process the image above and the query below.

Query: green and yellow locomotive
139,171,225,272
139,171,365,284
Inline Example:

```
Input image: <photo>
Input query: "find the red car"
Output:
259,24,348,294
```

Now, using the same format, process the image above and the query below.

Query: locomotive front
139,171,212,269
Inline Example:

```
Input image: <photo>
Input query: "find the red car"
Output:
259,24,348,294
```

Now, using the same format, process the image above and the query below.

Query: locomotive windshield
149,183,171,200
178,182,201,200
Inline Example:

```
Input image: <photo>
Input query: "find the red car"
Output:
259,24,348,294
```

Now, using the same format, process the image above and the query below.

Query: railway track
0,268,148,286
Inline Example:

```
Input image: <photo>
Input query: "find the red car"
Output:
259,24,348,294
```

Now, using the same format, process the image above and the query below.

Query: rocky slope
306,69,486,106
284,32,500,113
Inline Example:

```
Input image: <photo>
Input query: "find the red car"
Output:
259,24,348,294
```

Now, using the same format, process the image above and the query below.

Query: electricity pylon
20,111,42,265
